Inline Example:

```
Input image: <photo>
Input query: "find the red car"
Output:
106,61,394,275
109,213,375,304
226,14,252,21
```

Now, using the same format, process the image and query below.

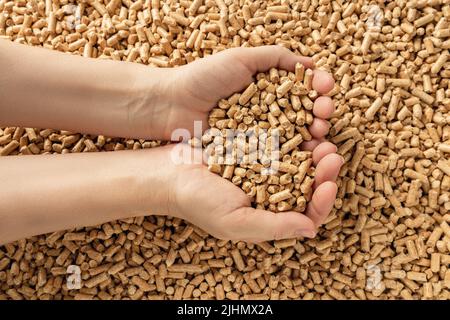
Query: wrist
126,145,178,217
126,65,178,140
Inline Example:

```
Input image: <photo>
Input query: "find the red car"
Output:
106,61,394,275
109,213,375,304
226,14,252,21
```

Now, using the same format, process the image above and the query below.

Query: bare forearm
0,147,174,244
0,40,174,139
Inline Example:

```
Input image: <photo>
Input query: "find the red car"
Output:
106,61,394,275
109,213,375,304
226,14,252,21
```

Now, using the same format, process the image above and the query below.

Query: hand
166,142,343,242
166,45,335,145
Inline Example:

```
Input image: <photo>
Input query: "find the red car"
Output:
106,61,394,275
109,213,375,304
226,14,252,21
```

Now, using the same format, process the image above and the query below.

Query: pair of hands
0,42,341,244
139,46,343,242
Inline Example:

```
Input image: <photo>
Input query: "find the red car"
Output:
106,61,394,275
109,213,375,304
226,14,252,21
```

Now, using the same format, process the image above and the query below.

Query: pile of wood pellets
1,0,449,300
200,64,315,213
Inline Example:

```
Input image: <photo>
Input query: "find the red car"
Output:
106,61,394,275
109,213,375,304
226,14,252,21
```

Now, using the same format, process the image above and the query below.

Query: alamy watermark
366,264,383,291
366,5,383,29
66,265,81,290
63,4,82,30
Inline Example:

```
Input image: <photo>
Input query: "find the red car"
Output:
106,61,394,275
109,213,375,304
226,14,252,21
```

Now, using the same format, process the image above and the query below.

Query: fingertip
314,153,344,187
308,119,331,139
318,181,338,197
313,96,335,119
307,181,338,227
314,181,338,211
312,142,338,165
300,139,322,151
313,70,335,94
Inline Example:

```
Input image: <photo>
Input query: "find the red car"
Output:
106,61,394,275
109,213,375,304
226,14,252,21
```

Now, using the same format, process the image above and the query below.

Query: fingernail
295,229,316,238
339,155,345,164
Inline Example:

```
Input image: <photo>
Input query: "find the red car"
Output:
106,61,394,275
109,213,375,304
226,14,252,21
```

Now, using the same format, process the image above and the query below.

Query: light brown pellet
1,0,449,302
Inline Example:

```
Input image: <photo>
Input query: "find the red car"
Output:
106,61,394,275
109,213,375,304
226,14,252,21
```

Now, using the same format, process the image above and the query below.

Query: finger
313,96,335,119
222,207,316,242
308,118,331,138
230,46,314,73
314,153,344,188
312,70,335,94
312,142,338,165
300,139,323,151
306,181,337,227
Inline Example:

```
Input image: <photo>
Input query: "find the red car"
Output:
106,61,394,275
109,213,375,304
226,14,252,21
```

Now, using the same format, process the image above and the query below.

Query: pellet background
0,0,450,300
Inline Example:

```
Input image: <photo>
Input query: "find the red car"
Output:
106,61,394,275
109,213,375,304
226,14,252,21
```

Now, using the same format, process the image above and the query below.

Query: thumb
221,207,317,242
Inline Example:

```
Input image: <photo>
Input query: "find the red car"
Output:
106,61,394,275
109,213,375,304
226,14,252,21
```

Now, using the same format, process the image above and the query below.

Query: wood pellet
1,0,450,300
197,65,315,213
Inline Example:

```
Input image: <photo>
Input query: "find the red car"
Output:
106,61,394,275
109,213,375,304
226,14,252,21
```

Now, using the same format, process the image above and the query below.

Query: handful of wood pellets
194,63,318,213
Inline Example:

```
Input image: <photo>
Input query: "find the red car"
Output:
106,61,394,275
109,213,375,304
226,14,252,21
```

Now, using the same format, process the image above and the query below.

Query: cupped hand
166,142,343,242
166,45,335,143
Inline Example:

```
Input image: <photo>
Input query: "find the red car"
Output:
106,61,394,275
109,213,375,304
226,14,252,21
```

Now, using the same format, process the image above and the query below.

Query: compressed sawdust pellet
1,0,450,300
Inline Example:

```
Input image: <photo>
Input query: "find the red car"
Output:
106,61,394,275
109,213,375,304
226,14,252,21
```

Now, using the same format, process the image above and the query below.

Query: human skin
0,41,343,244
